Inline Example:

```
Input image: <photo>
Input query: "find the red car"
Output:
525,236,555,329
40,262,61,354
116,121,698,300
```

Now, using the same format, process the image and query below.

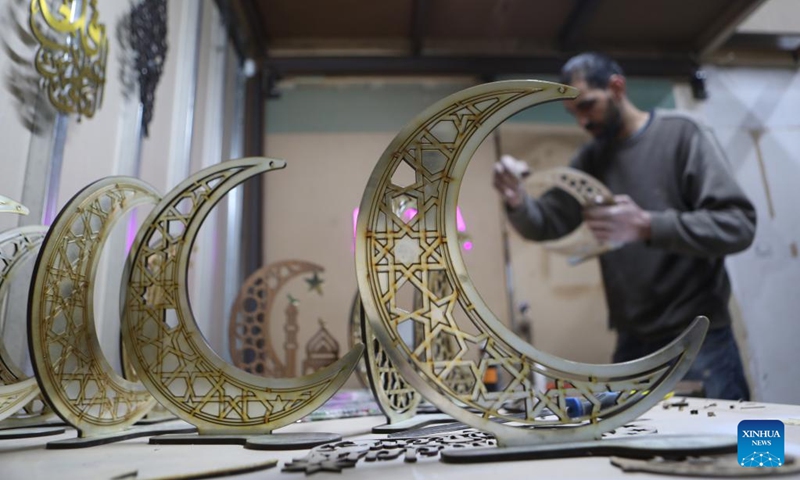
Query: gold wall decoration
229,260,325,378
0,226,52,425
122,158,363,440
30,0,108,118
355,80,708,447
302,320,339,375
28,178,160,437
527,167,618,264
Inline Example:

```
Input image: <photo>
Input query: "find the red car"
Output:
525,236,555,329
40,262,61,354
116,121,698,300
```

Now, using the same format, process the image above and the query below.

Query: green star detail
305,271,324,295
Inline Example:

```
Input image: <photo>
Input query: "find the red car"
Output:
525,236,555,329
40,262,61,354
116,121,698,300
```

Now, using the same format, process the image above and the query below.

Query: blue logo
738,420,784,467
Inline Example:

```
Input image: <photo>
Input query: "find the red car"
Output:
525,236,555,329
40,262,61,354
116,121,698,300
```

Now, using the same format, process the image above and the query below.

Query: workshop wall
675,66,800,404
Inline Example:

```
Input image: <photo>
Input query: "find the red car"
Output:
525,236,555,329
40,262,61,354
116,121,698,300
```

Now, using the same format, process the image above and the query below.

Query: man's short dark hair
559,52,624,89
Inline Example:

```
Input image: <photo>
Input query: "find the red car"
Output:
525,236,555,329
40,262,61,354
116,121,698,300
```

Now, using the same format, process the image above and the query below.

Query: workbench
2,397,799,479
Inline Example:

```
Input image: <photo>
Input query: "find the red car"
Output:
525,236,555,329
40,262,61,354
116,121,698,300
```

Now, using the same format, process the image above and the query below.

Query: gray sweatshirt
507,110,756,339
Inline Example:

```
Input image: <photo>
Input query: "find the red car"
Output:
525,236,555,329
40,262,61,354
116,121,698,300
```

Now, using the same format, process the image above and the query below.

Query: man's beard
587,100,623,141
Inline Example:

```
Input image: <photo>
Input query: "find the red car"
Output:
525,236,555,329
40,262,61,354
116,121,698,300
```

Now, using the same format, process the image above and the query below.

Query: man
493,52,755,401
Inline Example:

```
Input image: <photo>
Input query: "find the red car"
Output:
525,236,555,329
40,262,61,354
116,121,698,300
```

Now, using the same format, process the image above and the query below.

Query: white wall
737,0,800,34
0,0,37,233
675,66,800,404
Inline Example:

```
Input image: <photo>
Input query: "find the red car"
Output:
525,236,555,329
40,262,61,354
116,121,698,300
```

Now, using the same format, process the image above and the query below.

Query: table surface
2,396,800,480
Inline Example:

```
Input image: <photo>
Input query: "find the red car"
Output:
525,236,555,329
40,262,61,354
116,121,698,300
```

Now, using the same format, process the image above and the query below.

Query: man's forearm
648,207,756,257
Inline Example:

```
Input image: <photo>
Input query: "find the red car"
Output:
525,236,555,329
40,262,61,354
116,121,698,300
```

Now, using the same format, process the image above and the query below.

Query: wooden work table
1,397,799,479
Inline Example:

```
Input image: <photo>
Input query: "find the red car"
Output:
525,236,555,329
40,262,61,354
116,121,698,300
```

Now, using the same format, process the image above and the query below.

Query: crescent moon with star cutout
355,80,707,447
122,158,363,435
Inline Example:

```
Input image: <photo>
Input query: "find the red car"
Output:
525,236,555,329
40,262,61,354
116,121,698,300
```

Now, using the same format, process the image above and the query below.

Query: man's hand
493,155,530,209
583,194,652,244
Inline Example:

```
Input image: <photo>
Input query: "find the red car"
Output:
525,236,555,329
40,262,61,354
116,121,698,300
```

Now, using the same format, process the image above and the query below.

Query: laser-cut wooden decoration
526,167,618,264
355,80,708,447
283,431,496,474
359,311,420,425
122,158,363,447
357,204,455,434
0,226,52,426
229,260,325,378
413,270,473,395
28,178,165,442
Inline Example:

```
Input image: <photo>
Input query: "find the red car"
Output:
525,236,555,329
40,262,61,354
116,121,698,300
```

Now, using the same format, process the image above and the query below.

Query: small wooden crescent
356,80,708,446
122,158,363,435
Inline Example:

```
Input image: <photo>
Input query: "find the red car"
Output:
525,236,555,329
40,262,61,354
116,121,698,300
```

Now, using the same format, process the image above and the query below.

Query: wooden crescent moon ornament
123,158,363,450
355,80,709,447
28,178,194,448
0,226,61,435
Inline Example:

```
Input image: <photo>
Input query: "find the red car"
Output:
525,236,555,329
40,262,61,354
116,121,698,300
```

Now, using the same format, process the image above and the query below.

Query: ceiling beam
264,54,697,78
558,0,602,51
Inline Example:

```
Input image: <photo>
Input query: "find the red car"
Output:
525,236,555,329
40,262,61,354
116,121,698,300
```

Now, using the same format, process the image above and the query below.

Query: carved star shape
305,271,324,295
287,293,299,305
267,395,290,413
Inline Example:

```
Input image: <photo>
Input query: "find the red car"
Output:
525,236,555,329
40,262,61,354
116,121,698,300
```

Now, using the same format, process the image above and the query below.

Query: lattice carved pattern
360,301,420,424
355,80,707,446
123,158,362,434
0,379,41,422
29,180,159,436
413,270,473,395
